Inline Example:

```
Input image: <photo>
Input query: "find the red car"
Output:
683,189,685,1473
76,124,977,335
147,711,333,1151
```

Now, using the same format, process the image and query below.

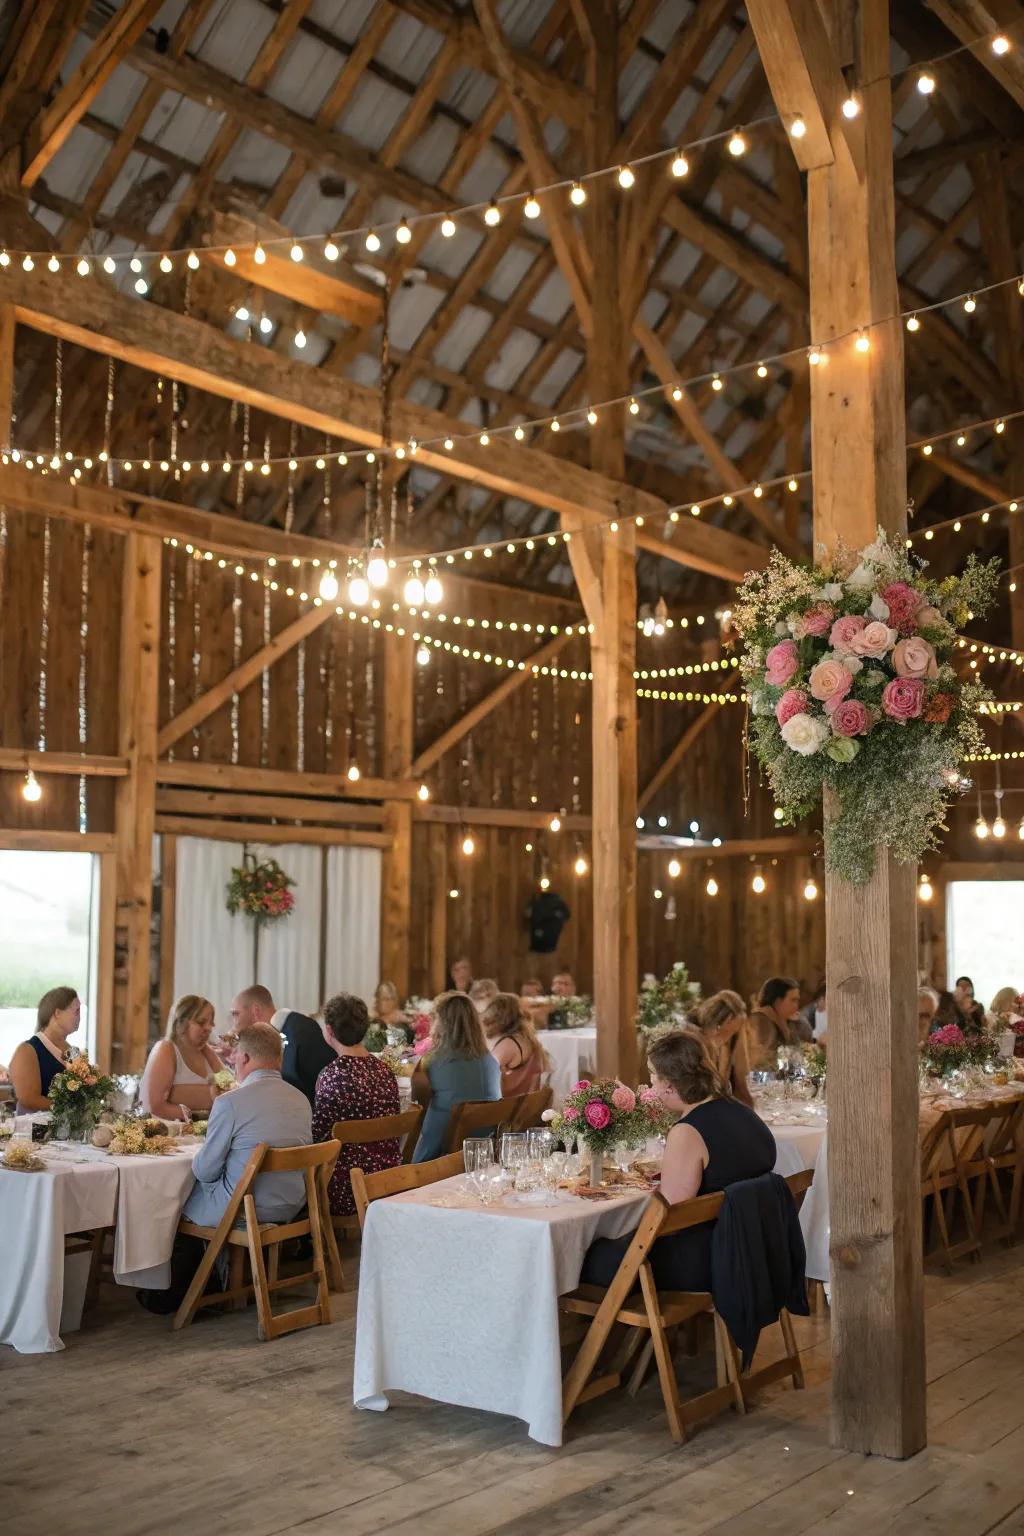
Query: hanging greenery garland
226,846,296,924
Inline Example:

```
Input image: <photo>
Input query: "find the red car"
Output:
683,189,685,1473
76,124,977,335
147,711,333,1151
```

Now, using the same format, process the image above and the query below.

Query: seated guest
141,995,222,1121
10,986,81,1111
230,984,335,1106
137,1022,311,1314
953,975,985,1035
313,992,401,1216
932,989,959,1028
685,990,754,1108
482,993,550,1095
581,1030,776,1291
469,977,499,1015
547,969,578,1029
447,956,473,993
411,991,501,1162
371,981,411,1041
800,980,827,1040
520,977,545,999
918,987,940,1044
748,977,811,1065
989,986,1022,1020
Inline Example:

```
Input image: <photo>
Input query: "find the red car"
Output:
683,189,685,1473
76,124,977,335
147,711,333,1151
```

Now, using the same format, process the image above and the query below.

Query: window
0,851,98,1069
946,880,1024,1011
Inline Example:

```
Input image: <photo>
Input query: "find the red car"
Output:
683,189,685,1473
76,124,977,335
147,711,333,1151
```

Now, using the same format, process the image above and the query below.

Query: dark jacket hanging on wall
709,1171,809,1368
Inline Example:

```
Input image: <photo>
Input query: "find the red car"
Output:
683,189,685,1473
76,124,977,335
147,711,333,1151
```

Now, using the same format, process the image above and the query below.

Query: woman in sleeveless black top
9,986,82,1111
580,1028,776,1292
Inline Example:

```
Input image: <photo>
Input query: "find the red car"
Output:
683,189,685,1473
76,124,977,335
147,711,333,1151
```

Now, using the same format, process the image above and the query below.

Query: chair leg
174,1235,226,1330
931,1184,954,1271
713,1312,746,1416
228,1245,247,1310
638,1264,687,1444
626,1336,656,1398
778,1308,804,1390
307,1174,332,1328
245,1198,274,1342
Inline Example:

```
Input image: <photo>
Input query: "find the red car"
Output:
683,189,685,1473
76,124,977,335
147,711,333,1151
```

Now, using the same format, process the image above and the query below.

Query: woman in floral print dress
313,992,401,1216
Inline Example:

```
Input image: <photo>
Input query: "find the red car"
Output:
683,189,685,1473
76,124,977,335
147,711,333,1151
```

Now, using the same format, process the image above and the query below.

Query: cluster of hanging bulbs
315,553,443,610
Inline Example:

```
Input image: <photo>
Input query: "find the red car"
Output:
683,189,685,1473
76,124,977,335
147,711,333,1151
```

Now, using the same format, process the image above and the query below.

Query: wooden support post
747,0,926,1459
566,0,637,1084
380,632,414,997
113,532,162,1072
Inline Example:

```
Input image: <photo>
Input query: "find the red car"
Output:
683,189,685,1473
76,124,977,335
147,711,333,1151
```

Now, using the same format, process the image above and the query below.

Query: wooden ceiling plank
638,700,723,810
924,0,1024,111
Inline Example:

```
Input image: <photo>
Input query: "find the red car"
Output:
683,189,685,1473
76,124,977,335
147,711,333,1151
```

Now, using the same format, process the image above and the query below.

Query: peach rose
829,614,866,654
916,605,944,630
893,636,938,680
765,639,799,688
775,688,809,726
851,619,897,659
808,658,853,703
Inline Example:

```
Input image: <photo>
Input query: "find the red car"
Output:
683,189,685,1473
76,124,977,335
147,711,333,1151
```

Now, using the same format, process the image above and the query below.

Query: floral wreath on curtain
226,845,296,925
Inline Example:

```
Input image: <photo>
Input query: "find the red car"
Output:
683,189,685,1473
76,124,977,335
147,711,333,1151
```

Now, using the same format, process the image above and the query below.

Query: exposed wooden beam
410,630,574,777
0,748,128,777
155,789,386,825
927,450,1004,502
634,525,766,584
413,802,590,829
155,758,419,802
154,816,390,848
662,198,808,318
638,701,723,810
0,828,116,852
157,603,332,755
22,0,164,187
204,210,382,329
924,0,1024,111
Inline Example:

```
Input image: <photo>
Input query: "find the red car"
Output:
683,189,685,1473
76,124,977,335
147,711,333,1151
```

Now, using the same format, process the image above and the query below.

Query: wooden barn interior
4,1,1024,1528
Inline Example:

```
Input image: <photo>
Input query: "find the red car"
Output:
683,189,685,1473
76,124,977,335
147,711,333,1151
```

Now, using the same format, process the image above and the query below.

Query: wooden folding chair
921,1106,985,1269
510,1085,554,1129
443,1094,522,1153
174,1139,340,1341
350,1151,465,1231
962,1098,1024,1246
560,1169,811,1444
319,1107,425,1290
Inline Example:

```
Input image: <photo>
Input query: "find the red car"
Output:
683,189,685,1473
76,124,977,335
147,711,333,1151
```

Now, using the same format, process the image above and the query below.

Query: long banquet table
0,1139,198,1354
353,1112,825,1445
536,1026,598,1104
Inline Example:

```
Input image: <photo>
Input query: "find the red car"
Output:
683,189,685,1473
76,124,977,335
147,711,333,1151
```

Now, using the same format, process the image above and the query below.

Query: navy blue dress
580,1097,777,1291
22,1035,67,1100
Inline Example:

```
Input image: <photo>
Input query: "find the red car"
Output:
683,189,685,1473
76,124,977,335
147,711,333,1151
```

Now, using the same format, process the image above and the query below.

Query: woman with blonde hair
482,993,550,1095
411,991,500,1161
686,989,755,1107
990,986,1023,1020
580,1029,776,1290
140,994,224,1120
9,986,82,1111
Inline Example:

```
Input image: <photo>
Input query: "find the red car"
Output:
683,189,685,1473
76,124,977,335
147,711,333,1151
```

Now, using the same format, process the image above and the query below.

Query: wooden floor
6,1246,1024,1536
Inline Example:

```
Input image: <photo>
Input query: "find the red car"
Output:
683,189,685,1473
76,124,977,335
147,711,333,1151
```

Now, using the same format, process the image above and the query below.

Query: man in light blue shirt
138,1022,311,1315
184,1020,312,1227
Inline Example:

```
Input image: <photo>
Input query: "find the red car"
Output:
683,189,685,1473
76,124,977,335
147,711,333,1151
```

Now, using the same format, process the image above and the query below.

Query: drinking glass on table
527,1127,554,1162
463,1136,493,1177
500,1131,528,1172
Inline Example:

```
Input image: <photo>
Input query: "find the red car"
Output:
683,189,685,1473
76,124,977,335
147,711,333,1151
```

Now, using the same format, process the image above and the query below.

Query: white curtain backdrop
172,837,253,1037
324,846,382,1005
254,842,323,1017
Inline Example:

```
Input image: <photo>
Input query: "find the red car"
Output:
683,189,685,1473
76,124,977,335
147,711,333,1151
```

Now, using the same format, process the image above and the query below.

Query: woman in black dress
9,985,82,1111
580,1029,776,1291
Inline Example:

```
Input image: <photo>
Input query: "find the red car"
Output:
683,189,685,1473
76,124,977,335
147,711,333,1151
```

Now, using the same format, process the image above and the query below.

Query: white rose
821,649,862,673
846,562,876,591
780,712,830,756
868,593,891,620
822,582,843,601
860,538,886,564
774,620,790,637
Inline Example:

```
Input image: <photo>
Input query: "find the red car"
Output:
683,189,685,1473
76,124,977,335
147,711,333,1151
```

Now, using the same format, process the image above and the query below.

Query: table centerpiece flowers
636,961,701,1040
47,1053,116,1141
920,1023,998,1081
547,1079,675,1186
733,532,999,882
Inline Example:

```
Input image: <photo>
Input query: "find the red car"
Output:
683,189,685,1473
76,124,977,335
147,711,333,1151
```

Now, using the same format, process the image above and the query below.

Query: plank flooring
6,1245,1024,1535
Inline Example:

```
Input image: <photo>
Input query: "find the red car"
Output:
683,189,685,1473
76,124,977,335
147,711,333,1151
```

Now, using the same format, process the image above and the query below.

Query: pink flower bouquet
549,1077,674,1154
734,532,998,882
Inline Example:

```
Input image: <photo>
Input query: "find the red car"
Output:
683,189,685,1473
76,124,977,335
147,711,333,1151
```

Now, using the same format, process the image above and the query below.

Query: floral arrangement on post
637,962,701,1037
225,847,295,925
734,533,999,883
48,1054,116,1141
547,1078,675,1185
920,1023,998,1078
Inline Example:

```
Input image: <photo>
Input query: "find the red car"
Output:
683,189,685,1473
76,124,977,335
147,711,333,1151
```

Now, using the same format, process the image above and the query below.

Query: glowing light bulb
416,644,431,667
47,254,59,272
539,875,550,891
404,574,425,605
668,859,681,879
992,33,1011,54
235,305,249,322
103,255,116,274
842,94,860,118
484,200,501,226
549,815,561,833
424,574,443,606
756,362,768,378
570,182,586,205
617,164,635,189
134,277,148,295
964,294,976,314
290,243,304,263
76,257,91,276
324,239,339,261
628,397,640,415
855,331,870,352
524,193,540,219
347,764,361,782
906,313,920,332
396,218,412,244
918,876,933,902
22,770,42,803
418,784,430,801
462,833,476,857
259,314,273,334
223,248,236,266
318,570,339,602
587,408,598,425
22,254,34,271
441,215,456,237
711,372,723,391
789,116,806,139
975,816,990,840
367,552,388,589
365,229,380,252
752,872,766,894
348,573,369,606
727,131,746,156
706,876,718,896
803,880,818,901
993,814,1007,839
670,152,689,178
917,71,935,95
294,329,307,348
574,854,588,876
186,250,199,269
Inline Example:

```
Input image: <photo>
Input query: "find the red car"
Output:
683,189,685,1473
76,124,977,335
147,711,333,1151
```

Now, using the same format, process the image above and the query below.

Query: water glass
500,1131,528,1171
541,1150,567,1188
463,1136,493,1177
527,1127,554,1162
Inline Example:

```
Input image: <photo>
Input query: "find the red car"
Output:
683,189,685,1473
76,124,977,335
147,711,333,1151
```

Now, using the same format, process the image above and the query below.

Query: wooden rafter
638,701,724,811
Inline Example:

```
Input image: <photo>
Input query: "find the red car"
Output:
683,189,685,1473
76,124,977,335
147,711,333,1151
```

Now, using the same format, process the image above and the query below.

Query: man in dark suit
230,984,336,1106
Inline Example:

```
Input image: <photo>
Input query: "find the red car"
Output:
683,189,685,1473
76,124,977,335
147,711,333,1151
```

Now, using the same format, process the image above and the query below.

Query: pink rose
794,603,834,639
829,698,871,737
881,581,924,634
639,1086,659,1106
611,1084,636,1112
764,639,799,687
808,658,853,703
829,614,866,654
916,605,944,631
412,1013,432,1040
892,636,938,680
571,1079,592,1094
562,1105,580,1122
584,1100,611,1131
775,688,809,726
851,619,897,659
881,676,925,722
413,1035,433,1057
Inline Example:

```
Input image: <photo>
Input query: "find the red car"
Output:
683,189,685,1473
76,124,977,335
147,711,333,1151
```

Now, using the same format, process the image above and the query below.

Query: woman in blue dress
9,986,82,1111
411,991,501,1161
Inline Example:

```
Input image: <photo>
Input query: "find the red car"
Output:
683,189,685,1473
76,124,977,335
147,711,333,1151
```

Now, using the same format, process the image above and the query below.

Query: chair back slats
511,1086,554,1129
351,1151,466,1229
332,1106,424,1163
443,1095,522,1153
261,1140,342,1174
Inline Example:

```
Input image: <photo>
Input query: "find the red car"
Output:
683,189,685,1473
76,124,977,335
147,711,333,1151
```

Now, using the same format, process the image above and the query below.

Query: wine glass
527,1127,554,1162
463,1136,493,1178
500,1131,528,1172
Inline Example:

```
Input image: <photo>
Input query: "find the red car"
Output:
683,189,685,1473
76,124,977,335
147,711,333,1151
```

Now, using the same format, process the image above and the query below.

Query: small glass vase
49,1107,98,1143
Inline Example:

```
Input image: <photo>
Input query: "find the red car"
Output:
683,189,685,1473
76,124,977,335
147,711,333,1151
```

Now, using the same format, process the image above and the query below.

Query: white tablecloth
0,1141,197,1354
761,1113,829,1284
537,1027,598,1104
354,1177,648,1445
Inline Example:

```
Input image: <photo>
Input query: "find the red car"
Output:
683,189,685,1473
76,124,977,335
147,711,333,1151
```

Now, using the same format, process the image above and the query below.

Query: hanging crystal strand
529,676,540,805
261,427,271,481
77,525,91,831
53,339,63,461
236,400,250,512
261,578,271,767
103,359,115,485
364,627,376,772
404,475,414,540
344,634,355,771
190,554,201,759
230,569,241,764
323,622,335,761
571,707,582,817
38,517,51,750
296,637,306,772
170,377,180,478
458,666,469,799
167,547,177,752
321,451,331,538
285,423,297,533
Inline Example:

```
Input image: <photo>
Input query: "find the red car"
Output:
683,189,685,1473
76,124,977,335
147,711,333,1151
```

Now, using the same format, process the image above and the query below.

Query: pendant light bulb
918,875,933,902
705,875,718,897
348,572,370,606
415,644,431,667
318,570,339,602
752,872,766,894
366,549,389,588
22,769,42,803
574,854,588,876
423,573,443,606
462,832,475,857
403,574,425,606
